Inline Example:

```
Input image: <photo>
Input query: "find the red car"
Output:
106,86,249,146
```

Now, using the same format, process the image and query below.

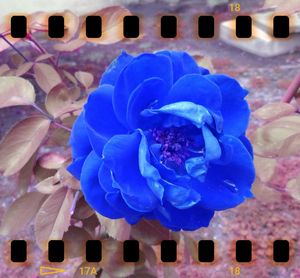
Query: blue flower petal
199,66,209,75
205,74,250,136
105,192,142,224
154,202,214,231
191,135,255,210
127,78,168,129
69,112,92,158
100,50,133,86
80,151,122,218
67,156,86,180
202,125,222,161
185,156,208,181
138,131,164,201
239,134,253,158
156,50,208,81
142,101,213,129
164,74,222,111
113,53,173,126
84,84,127,156
102,131,159,212
85,84,127,139
98,163,118,193
162,179,201,209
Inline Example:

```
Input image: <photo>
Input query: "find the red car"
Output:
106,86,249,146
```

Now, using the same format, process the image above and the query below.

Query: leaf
263,0,300,13
30,11,79,41
142,243,157,271
38,152,66,169
59,10,80,42
131,219,169,245
103,239,135,277
278,132,300,157
253,102,296,121
0,192,46,236
73,196,95,220
35,53,54,62
252,114,300,157
183,234,198,261
63,226,91,258
45,84,83,118
82,214,100,236
0,116,51,176
34,187,74,250
252,179,281,203
286,175,300,202
35,176,62,194
18,153,37,194
33,63,62,93
63,70,78,85
80,6,131,44
0,76,35,108
96,214,131,241
15,62,34,77
254,156,277,183
75,71,94,89
34,162,57,182
0,64,10,75
53,39,86,52
56,161,80,190
193,55,215,73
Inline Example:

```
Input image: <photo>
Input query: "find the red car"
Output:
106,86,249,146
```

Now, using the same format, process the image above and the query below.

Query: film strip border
7,14,293,39
9,239,291,264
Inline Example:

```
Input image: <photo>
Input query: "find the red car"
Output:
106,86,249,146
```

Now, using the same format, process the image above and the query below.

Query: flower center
150,126,194,166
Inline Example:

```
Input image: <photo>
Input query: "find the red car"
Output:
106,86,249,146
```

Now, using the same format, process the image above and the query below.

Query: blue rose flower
67,50,255,231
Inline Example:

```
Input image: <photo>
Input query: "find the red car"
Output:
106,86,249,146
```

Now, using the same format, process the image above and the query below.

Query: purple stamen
150,127,194,166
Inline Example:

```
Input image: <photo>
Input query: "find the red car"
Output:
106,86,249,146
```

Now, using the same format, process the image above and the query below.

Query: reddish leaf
73,196,95,220
131,219,169,245
18,153,37,194
252,179,281,203
45,84,83,118
0,64,10,75
80,6,131,44
33,63,62,94
286,174,300,202
63,226,91,258
15,62,34,77
0,76,35,108
254,156,277,183
96,214,131,241
53,39,86,52
0,116,51,176
0,192,46,236
39,152,67,169
35,176,62,195
34,187,74,250
253,102,296,121
35,53,54,62
75,71,94,89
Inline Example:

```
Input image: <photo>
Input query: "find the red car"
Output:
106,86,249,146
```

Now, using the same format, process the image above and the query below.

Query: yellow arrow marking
40,266,65,276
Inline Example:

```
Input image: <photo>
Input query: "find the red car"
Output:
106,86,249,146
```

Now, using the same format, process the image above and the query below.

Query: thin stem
281,69,300,103
26,34,57,66
31,103,72,132
70,190,80,215
31,103,54,120
52,121,72,132
0,34,28,62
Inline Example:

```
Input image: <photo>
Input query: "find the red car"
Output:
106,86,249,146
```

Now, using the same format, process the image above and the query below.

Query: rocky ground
0,0,300,277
